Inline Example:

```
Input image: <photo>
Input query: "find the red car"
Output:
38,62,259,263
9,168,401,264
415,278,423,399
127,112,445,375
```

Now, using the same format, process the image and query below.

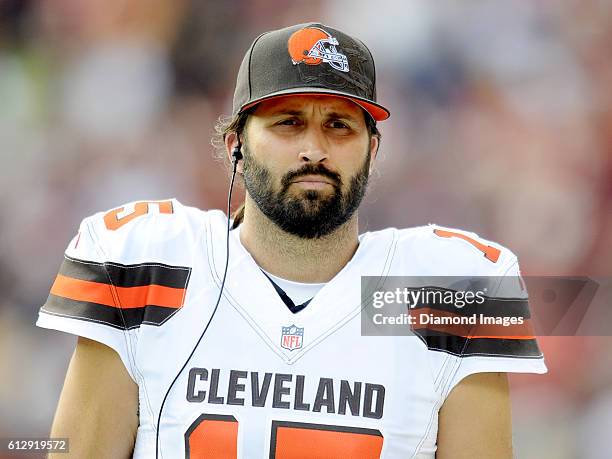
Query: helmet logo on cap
288,27,349,73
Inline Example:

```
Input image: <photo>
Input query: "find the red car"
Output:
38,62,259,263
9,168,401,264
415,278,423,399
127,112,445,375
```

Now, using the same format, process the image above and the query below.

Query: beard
242,145,371,239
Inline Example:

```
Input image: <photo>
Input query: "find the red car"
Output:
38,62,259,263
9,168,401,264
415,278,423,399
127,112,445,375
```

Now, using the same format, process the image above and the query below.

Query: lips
292,174,336,186
282,166,341,191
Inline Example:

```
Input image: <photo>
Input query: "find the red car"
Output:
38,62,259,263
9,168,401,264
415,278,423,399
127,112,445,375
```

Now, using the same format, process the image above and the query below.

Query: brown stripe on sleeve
42,256,192,328
409,303,542,358
410,307,536,339
415,330,543,358
61,255,190,288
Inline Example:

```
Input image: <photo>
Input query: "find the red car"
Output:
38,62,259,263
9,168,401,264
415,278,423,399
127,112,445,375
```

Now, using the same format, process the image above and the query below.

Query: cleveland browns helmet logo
288,26,349,73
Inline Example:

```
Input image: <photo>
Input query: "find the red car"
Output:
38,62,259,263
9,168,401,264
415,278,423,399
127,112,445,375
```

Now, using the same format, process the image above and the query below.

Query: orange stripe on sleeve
411,307,536,339
50,274,186,309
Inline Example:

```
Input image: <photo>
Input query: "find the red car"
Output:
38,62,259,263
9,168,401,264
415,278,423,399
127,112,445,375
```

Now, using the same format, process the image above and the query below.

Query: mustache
281,164,342,189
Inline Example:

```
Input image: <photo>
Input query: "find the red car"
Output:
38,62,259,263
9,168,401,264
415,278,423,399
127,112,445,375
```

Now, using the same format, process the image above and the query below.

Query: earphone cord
155,154,240,459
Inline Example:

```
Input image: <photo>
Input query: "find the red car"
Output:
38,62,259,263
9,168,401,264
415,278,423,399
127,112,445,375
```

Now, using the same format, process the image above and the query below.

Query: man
38,23,546,458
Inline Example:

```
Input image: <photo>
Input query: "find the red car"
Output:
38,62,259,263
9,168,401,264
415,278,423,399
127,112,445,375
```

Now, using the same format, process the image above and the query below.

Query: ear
225,132,244,174
368,135,379,174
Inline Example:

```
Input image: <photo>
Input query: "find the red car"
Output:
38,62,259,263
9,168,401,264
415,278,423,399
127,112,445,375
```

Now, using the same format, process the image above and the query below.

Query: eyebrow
268,109,359,122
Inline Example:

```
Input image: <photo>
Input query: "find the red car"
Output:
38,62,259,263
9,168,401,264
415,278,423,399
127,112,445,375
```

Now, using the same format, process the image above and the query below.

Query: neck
238,195,360,283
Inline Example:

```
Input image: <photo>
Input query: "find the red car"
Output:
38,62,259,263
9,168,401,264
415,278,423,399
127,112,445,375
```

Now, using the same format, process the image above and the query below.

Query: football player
39,23,546,458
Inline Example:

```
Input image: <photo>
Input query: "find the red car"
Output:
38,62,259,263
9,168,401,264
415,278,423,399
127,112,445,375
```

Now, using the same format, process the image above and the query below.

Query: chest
137,296,442,458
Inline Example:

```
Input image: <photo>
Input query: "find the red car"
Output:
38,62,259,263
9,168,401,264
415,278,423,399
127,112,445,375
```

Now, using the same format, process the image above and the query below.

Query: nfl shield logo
281,325,304,351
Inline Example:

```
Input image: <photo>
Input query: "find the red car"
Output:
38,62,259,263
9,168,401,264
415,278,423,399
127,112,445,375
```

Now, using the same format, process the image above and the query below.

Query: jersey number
103,200,173,230
433,229,501,263
184,415,383,458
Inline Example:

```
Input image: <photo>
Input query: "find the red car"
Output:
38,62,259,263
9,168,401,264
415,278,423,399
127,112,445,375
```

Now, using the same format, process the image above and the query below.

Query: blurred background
0,0,610,457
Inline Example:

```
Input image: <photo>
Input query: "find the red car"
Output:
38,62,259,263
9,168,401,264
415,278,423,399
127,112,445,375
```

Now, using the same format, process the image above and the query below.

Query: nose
298,127,329,163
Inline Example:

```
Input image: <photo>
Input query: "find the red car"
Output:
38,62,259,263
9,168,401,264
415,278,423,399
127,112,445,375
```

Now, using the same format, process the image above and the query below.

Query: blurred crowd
0,1,610,457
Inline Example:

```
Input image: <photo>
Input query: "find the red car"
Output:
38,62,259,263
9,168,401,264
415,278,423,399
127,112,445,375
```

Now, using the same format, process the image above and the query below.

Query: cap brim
239,87,390,121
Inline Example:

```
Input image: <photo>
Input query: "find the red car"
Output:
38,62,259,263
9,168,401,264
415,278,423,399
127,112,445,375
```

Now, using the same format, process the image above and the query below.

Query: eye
328,120,350,129
276,118,300,126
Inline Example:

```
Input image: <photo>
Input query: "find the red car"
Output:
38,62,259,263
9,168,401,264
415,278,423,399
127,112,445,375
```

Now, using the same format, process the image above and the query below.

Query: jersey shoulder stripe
387,224,542,359
42,254,191,329
416,330,542,358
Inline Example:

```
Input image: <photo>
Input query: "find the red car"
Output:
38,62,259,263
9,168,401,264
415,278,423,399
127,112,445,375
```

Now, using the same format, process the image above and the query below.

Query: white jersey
37,199,546,458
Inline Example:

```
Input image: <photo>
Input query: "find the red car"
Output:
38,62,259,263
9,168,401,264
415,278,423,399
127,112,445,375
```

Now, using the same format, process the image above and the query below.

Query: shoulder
75,199,218,265
38,200,219,377
41,199,217,334
367,223,519,276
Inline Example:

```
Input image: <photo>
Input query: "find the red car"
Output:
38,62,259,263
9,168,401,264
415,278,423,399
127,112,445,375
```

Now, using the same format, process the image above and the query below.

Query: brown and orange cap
232,23,390,121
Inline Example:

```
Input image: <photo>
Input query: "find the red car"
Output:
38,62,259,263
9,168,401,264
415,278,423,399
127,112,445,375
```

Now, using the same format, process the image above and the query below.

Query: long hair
212,108,253,228
212,107,382,229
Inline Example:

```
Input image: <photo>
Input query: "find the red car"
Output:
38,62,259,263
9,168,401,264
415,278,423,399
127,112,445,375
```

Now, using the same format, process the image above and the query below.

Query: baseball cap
232,23,390,121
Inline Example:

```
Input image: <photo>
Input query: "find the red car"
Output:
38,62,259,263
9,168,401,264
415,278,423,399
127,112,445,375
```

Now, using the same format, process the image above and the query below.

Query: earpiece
232,146,242,162
232,139,243,164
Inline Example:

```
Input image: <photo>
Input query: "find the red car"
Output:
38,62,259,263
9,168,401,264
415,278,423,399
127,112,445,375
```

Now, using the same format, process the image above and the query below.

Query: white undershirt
260,269,325,305
232,226,325,305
